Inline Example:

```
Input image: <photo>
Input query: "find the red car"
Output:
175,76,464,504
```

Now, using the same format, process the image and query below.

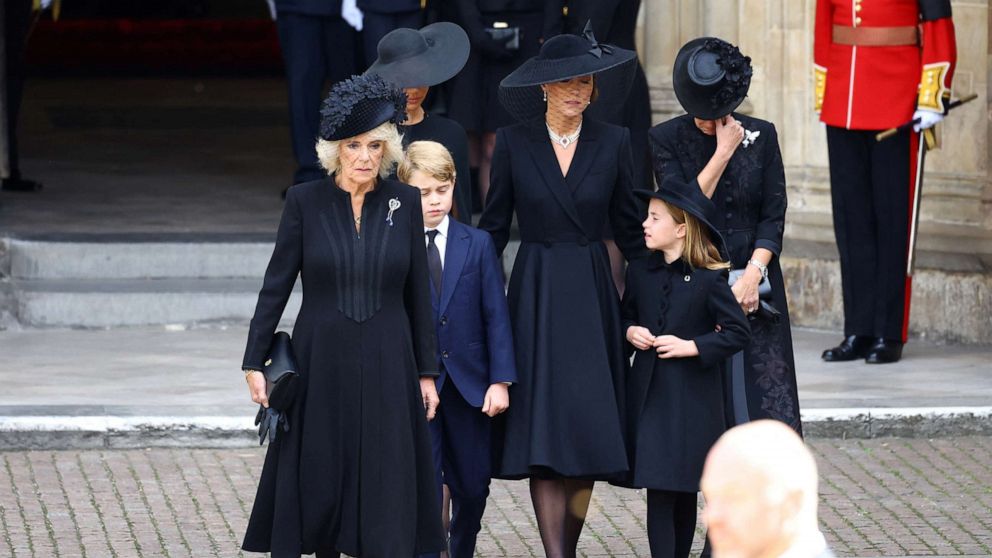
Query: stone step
11,278,300,328
5,237,275,280
0,235,520,328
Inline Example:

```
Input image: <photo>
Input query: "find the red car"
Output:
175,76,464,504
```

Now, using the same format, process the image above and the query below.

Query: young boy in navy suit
399,141,517,558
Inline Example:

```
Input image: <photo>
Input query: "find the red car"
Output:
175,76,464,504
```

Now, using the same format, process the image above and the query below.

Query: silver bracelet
747,258,768,279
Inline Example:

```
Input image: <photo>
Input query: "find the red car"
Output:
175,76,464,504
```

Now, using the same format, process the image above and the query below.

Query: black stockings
530,477,594,558
646,489,697,558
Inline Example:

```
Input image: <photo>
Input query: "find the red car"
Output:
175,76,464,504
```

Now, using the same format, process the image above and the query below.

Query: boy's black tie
426,229,442,291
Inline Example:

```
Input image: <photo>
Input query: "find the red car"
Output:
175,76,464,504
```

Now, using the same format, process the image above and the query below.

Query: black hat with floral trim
673,37,752,120
319,74,408,141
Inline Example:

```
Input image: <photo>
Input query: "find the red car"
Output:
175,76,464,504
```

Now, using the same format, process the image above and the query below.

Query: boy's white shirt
424,214,450,266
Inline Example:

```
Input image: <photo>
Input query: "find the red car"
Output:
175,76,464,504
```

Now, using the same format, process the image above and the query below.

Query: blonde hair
397,141,456,185
315,121,405,178
661,199,729,271
398,141,459,219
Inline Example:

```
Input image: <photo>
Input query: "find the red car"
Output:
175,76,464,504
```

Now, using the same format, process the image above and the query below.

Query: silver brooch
684,275,691,282
742,129,761,148
386,198,401,227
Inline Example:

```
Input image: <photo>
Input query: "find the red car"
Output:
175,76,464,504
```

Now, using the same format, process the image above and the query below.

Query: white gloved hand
342,0,364,31
913,110,944,132
40,0,53,9
264,0,276,20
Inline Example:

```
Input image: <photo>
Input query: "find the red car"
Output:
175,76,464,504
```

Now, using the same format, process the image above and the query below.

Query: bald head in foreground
701,420,834,558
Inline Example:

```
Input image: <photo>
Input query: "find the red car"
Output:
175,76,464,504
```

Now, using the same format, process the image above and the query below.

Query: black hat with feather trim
319,74,408,141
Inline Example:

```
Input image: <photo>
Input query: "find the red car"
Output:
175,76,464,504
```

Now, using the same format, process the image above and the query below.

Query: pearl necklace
547,121,582,149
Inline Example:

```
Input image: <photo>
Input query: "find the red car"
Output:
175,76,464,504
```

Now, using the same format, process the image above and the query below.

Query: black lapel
562,120,600,196
525,126,587,233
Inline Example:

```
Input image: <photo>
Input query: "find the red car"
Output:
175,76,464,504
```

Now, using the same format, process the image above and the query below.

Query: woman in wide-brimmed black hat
477,23,646,557
241,73,445,558
649,37,803,437
365,22,476,223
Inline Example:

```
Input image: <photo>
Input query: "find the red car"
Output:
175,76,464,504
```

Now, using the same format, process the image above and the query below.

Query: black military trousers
826,125,918,342
276,12,357,185
3,0,32,179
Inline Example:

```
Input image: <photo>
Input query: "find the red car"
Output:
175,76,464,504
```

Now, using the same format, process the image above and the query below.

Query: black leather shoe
865,338,903,364
1,177,43,192
821,335,873,362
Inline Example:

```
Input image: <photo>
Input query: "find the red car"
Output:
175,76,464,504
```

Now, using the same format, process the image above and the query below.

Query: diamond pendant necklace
547,120,582,149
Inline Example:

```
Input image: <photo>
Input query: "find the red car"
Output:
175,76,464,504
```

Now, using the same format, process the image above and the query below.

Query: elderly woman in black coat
241,74,445,558
478,28,645,558
649,37,802,434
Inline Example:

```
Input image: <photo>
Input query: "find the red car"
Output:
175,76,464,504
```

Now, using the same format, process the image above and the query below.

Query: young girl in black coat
622,176,751,557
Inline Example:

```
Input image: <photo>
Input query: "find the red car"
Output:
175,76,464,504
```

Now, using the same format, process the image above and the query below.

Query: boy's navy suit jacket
431,218,517,407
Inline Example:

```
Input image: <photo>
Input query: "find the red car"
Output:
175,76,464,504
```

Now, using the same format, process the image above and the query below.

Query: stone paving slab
1,328,990,447
0,438,990,557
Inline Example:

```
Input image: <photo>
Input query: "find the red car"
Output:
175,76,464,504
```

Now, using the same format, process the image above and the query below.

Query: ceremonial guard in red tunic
814,0,956,363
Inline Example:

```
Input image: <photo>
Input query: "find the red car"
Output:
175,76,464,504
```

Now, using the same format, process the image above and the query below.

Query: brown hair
661,200,729,271
397,140,459,220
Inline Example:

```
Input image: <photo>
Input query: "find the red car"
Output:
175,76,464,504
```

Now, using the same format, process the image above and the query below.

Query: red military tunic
814,0,957,130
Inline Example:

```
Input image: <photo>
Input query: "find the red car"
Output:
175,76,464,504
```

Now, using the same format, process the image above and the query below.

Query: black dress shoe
1,177,43,192
821,335,873,362
865,338,904,364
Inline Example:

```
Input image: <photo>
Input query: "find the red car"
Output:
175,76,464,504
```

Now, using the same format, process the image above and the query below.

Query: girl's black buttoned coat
620,254,750,492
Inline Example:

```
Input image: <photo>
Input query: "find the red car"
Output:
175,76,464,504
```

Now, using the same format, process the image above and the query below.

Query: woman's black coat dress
241,178,445,557
479,118,646,479
649,114,803,434
620,255,750,491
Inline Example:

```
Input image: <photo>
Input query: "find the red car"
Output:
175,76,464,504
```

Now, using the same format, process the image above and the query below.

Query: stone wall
638,0,992,343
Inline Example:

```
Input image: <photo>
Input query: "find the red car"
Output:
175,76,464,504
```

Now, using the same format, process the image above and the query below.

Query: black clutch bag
727,269,780,323
254,331,299,445
485,25,520,50
728,269,772,299
262,331,299,410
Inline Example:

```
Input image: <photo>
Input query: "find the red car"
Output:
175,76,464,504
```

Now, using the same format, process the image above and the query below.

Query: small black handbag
262,331,299,410
485,25,520,50
254,331,299,445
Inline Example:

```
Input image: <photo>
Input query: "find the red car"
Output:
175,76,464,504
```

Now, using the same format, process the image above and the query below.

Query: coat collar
645,250,693,275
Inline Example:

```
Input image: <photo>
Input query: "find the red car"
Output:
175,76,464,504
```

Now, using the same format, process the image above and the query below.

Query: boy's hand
481,383,510,417
626,325,656,351
654,335,699,359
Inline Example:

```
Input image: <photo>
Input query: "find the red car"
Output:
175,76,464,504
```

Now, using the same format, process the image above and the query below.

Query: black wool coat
649,114,803,434
620,254,750,492
241,178,444,558
479,118,646,479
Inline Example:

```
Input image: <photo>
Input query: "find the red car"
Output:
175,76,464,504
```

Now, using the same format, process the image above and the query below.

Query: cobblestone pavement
0,438,990,558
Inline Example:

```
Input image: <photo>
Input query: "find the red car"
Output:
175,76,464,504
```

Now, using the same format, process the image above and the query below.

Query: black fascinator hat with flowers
319,74,408,141
673,37,752,120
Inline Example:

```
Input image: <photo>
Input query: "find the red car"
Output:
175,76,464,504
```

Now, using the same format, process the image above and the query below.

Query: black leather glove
255,405,290,445
475,34,515,62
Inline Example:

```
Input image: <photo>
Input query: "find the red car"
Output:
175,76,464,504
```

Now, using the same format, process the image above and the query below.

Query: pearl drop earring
542,89,547,102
